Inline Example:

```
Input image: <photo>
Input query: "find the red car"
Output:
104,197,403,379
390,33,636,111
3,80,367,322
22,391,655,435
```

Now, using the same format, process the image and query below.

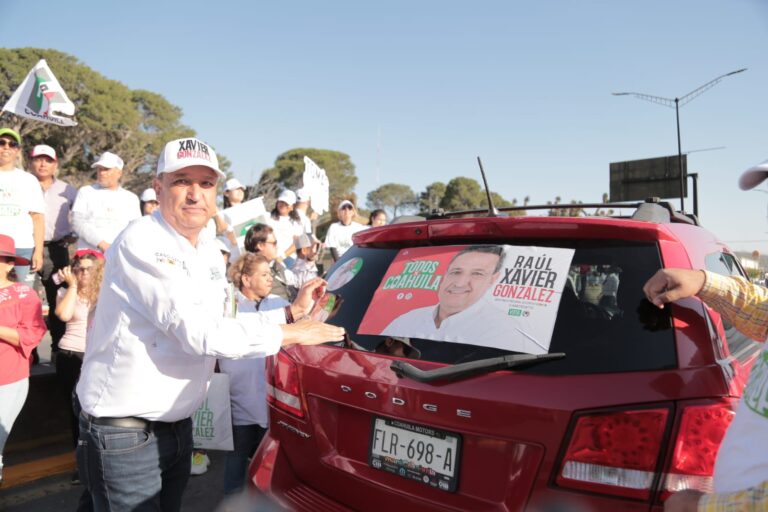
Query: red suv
248,200,760,511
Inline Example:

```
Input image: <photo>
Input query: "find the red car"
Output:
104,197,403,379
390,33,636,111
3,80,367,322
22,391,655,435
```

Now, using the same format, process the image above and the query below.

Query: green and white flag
2,59,77,126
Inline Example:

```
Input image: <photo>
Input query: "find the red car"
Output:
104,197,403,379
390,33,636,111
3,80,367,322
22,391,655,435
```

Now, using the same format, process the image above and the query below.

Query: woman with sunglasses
54,250,105,462
0,234,47,485
0,128,45,284
324,199,367,263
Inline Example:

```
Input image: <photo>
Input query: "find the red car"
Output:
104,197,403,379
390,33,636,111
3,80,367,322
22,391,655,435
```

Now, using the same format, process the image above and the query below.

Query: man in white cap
75,137,344,511
645,160,768,511
71,151,140,252
29,144,77,353
324,199,367,262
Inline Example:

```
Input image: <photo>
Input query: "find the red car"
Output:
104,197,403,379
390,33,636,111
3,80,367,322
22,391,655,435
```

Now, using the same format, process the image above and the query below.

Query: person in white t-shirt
222,177,246,209
324,199,367,262
267,189,304,267
140,188,159,216
0,128,45,283
294,187,315,234
71,151,141,252
220,252,288,494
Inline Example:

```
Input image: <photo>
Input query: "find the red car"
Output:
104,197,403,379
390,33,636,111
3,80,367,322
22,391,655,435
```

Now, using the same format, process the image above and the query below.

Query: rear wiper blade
390,352,566,383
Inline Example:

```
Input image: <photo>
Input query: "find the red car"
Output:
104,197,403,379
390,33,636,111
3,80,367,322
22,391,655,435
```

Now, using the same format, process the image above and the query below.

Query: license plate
369,416,462,492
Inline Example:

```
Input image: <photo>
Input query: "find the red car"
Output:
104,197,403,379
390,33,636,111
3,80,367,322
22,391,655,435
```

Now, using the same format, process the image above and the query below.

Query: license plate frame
368,416,462,493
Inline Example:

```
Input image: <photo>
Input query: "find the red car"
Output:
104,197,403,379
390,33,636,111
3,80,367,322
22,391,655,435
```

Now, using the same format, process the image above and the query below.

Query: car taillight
266,350,305,418
662,402,735,497
556,408,669,500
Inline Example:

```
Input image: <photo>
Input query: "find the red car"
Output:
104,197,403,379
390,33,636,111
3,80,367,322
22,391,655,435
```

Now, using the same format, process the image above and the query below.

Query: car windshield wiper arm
390,352,566,383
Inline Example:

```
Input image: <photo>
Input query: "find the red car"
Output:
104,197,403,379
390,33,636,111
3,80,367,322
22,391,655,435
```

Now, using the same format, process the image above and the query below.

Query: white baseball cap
296,187,310,202
30,144,57,161
738,160,768,190
225,178,245,192
156,137,225,179
294,232,319,250
140,188,157,202
338,199,355,210
278,190,297,205
91,151,124,170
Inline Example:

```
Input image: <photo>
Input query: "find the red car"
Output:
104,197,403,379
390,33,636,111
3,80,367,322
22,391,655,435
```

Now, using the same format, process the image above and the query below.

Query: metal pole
675,98,684,212
689,172,698,218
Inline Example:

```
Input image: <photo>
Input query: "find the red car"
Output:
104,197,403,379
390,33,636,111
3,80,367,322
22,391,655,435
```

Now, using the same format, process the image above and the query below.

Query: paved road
0,450,260,511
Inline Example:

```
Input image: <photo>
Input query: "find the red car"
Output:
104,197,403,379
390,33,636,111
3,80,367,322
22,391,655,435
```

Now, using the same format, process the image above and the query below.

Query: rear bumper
249,433,354,512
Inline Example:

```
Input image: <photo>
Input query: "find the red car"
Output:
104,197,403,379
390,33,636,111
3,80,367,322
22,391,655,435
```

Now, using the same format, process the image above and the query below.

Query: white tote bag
192,373,234,451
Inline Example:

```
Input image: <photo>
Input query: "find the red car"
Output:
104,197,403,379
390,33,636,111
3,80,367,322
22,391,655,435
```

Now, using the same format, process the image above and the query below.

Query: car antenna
477,156,499,217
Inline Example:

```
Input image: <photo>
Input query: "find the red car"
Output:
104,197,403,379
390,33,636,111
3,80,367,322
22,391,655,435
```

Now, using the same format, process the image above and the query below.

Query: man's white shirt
382,299,547,354
71,184,141,250
77,211,286,422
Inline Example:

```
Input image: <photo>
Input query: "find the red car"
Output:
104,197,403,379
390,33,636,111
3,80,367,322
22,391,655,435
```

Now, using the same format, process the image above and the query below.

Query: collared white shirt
77,211,286,422
71,184,141,250
381,299,547,354
219,292,289,427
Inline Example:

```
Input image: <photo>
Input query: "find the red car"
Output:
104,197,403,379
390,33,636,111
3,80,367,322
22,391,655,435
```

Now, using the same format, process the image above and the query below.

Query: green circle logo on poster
327,257,363,291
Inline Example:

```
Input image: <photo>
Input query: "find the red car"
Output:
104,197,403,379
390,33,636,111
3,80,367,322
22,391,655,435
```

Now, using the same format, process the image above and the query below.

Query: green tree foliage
439,177,485,211
0,48,208,191
255,148,357,209
419,181,446,213
366,183,417,218
438,177,522,215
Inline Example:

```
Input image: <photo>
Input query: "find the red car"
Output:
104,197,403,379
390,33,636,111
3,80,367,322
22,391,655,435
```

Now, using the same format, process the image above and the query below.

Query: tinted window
705,252,762,363
325,241,675,375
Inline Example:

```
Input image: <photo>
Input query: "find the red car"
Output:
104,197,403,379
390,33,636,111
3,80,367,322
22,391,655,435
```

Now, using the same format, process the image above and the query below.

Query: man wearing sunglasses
0,128,45,284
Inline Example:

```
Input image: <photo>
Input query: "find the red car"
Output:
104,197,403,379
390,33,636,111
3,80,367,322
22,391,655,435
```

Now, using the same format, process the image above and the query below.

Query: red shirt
0,282,47,385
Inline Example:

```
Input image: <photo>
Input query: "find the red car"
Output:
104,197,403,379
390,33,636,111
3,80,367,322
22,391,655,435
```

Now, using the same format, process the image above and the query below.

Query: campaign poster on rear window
357,245,575,354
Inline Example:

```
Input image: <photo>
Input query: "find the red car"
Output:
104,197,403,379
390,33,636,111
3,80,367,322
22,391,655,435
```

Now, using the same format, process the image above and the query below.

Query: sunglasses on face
0,139,20,149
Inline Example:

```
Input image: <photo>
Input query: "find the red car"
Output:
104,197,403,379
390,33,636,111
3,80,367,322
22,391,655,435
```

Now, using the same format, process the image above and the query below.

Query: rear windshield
323,241,676,375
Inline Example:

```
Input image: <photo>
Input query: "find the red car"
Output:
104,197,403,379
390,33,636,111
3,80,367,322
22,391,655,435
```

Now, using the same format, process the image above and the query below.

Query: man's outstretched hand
643,269,706,309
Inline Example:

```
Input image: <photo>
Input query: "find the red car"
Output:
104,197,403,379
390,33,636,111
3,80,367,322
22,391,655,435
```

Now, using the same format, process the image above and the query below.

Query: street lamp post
613,68,747,212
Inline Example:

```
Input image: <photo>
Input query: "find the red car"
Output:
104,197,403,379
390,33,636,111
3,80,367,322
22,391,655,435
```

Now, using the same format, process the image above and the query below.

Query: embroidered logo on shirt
154,252,189,276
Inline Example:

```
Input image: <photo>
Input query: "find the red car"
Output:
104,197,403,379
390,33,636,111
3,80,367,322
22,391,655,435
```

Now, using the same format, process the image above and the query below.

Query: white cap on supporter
294,232,319,250
91,151,124,170
225,178,245,192
157,137,225,179
296,187,310,202
338,199,354,210
278,189,297,205
140,188,157,202
30,144,57,160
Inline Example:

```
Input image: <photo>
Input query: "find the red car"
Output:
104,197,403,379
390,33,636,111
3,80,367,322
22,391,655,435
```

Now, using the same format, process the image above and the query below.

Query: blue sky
3,0,768,253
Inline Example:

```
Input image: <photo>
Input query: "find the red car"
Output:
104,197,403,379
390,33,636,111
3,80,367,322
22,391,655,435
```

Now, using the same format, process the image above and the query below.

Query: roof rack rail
426,198,699,225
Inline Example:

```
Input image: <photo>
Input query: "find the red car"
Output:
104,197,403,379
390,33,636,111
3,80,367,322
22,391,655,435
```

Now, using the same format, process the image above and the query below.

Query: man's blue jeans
77,412,193,511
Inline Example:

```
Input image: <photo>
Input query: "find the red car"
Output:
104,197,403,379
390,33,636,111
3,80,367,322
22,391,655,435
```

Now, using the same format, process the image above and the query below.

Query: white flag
2,59,77,126
302,156,330,215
